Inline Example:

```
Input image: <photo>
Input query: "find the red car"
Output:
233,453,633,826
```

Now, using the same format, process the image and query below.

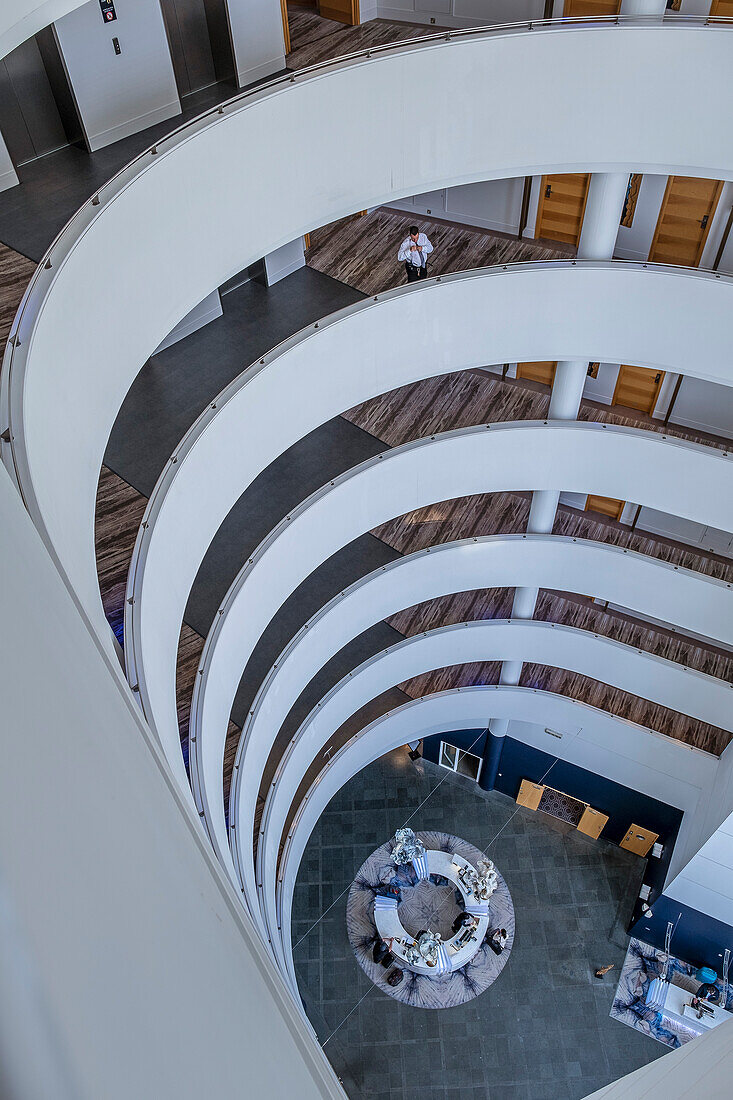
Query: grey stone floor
292,751,667,1099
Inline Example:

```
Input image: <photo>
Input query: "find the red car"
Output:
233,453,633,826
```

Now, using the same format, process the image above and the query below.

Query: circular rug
347,830,514,1008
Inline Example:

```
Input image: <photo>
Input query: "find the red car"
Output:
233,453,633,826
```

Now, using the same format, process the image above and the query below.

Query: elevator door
535,174,590,246
648,176,723,268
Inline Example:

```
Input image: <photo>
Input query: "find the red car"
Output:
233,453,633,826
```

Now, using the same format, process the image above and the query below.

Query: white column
577,172,630,260
226,0,287,87
490,172,630,718
263,237,306,285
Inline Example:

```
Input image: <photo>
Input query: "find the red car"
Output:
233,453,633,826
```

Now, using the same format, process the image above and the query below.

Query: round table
346,830,515,1009
373,849,491,973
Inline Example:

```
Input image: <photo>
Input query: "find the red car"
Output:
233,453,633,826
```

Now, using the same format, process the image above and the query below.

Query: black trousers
405,262,428,283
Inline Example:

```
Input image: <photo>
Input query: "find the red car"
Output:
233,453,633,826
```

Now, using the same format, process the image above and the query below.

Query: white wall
377,0,545,31
390,177,526,235
226,0,286,86
0,463,341,1100
153,289,223,354
669,374,733,437
0,0,86,59
666,808,733,928
53,0,180,151
633,506,733,558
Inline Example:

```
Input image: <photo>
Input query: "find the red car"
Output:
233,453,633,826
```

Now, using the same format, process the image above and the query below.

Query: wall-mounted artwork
621,174,643,228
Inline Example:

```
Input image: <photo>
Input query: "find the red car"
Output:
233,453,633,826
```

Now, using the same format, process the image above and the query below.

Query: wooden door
620,824,659,858
280,0,291,53
710,0,733,19
517,780,544,811
517,362,557,386
612,365,665,415
319,0,360,24
577,806,609,839
535,174,590,246
563,0,620,14
585,495,625,521
649,176,723,268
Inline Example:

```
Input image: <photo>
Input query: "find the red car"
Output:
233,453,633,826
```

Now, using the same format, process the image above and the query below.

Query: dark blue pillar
479,730,505,791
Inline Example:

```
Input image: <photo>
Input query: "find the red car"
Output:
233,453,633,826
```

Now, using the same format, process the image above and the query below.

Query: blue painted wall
629,893,733,974
424,730,682,897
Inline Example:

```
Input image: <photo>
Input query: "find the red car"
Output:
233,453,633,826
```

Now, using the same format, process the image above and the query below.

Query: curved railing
276,686,717,996
188,420,733,884
121,261,733,809
2,19,732,669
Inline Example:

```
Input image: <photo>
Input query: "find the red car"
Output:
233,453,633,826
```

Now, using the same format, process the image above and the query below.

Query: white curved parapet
260,618,733,969
3,21,733,667
0,0,88,59
229,533,733,937
190,420,733,884
276,687,716,997
124,262,733,806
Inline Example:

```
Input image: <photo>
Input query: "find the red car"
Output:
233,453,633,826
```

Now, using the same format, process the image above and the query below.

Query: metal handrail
1,13,730,506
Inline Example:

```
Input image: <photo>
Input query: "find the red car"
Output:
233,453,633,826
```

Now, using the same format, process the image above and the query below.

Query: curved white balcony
2,21,732,670
191,420,733,884
229,533,733,936
259,618,733,969
276,685,717,996
0,1,86,59
121,261,733,811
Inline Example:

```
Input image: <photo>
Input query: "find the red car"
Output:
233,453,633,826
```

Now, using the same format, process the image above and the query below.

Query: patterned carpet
347,830,514,1008
306,206,567,296
287,9,441,72
610,938,733,1049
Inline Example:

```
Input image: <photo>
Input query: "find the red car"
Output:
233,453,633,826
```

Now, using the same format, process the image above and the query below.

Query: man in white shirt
398,225,434,283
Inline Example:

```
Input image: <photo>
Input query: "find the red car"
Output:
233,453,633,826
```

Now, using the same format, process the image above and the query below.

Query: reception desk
661,984,733,1034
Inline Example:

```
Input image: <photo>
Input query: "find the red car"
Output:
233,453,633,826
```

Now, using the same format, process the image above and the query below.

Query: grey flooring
0,79,248,262
292,751,667,1100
